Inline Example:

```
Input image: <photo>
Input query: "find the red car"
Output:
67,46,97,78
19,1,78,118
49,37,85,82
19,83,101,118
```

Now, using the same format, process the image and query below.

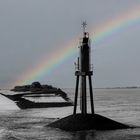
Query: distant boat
0,82,73,109
0,91,73,109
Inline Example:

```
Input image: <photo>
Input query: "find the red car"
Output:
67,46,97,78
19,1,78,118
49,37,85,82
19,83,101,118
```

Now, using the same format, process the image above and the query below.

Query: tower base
48,114,132,131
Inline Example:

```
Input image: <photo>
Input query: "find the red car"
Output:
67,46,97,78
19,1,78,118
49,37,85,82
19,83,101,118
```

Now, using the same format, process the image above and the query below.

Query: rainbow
15,6,140,86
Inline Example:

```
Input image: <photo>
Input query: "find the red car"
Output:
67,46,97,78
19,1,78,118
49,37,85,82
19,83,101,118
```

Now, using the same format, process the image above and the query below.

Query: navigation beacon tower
73,21,94,115
48,23,129,131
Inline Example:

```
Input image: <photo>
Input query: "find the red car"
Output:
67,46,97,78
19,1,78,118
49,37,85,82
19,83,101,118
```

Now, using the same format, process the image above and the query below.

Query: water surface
0,88,140,140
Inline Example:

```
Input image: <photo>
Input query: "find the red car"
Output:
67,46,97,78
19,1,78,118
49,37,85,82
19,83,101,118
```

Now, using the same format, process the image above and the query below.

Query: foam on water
23,96,67,103
0,128,7,138
0,94,19,110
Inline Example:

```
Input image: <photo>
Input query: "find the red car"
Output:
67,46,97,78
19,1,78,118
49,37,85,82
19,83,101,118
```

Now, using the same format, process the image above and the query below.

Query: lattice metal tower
73,22,94,115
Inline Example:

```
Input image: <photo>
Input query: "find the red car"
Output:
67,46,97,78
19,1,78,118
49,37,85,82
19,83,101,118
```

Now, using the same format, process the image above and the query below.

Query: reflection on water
0,88,140,139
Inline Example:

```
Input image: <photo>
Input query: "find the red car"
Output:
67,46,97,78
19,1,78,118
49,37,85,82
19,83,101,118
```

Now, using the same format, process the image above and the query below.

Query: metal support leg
81,76,87,115
73,75,79,114
88,76,94,114
84,76,87,114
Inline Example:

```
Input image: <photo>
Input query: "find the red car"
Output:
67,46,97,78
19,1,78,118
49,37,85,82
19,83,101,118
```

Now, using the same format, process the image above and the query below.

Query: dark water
0,88,140,140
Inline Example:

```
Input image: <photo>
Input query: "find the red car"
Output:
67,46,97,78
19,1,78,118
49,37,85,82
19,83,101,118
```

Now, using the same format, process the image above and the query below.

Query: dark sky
0,0,140,89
